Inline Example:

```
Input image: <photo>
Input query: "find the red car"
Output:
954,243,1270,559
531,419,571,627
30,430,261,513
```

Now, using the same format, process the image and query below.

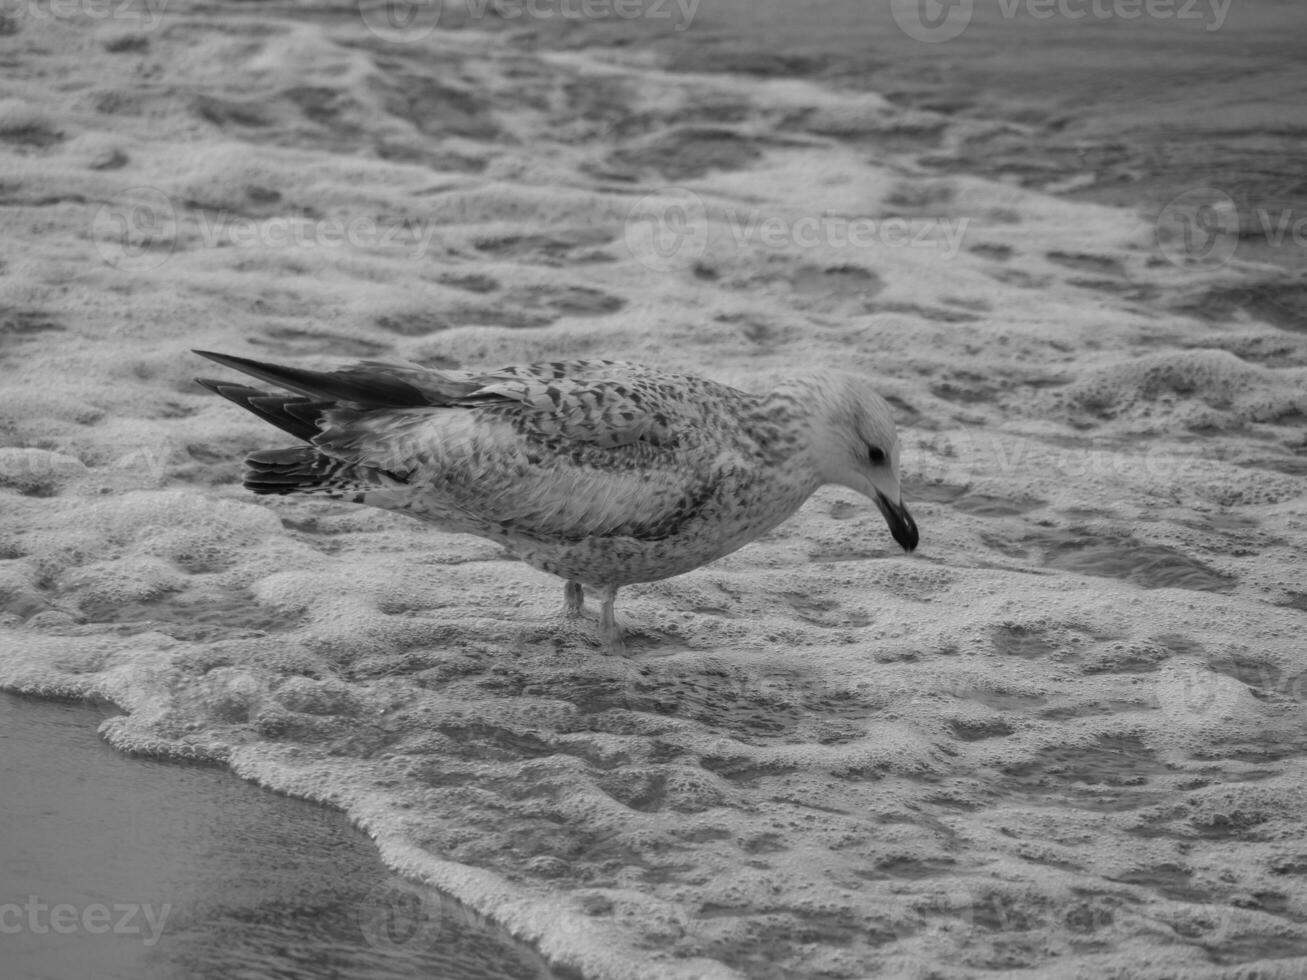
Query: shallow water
1,0,1306,977
602,0,1307,239
0,692,559,980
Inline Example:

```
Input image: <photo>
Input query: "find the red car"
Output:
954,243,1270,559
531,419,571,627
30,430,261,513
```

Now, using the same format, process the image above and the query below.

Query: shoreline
0,691,563,980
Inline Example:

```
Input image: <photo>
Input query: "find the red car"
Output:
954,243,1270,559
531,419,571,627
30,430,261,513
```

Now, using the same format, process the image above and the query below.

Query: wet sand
0,692,559,980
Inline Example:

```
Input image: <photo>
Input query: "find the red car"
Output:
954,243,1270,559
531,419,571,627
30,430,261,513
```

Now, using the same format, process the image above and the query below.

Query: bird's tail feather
244,447,393,498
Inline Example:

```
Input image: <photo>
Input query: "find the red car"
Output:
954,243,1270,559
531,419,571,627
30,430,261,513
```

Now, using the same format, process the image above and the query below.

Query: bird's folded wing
457,372,680,449
312,373,735,541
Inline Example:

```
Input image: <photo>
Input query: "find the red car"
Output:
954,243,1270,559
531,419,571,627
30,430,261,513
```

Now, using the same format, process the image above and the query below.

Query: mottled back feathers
194,352,748,543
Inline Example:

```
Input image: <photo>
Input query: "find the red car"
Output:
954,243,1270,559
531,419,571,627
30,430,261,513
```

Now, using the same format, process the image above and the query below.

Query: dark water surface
510,0,1307,272
711,0,1305,226
0,693,558,980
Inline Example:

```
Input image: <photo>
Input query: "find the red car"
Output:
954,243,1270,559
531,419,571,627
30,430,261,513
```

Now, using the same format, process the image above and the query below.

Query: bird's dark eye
867,446,886,465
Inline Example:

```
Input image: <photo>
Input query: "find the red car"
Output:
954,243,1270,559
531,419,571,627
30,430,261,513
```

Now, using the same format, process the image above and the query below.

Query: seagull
194,351,918,653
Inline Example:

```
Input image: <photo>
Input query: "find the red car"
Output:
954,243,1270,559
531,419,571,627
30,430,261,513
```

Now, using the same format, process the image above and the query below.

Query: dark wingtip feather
194,350,256,375
194,377,325,442
194,349,255,367
192,349,432,408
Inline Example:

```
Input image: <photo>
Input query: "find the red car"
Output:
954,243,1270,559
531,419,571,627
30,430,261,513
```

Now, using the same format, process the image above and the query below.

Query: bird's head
805,372,919,553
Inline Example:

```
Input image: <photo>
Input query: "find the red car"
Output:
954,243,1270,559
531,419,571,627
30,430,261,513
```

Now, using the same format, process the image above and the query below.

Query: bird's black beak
875,492,918,553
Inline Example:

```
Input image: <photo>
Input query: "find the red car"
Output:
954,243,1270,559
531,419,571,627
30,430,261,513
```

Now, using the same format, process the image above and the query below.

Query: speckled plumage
194,352,918,653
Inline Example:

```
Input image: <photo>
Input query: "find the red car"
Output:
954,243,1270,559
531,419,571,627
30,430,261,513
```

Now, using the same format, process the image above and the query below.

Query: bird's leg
597,584,625,655
563,580,585,618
